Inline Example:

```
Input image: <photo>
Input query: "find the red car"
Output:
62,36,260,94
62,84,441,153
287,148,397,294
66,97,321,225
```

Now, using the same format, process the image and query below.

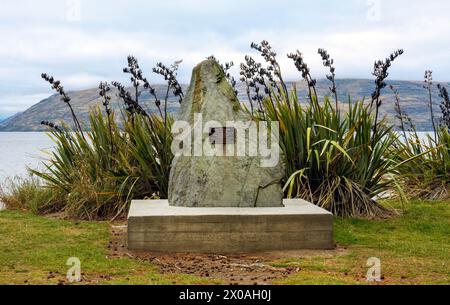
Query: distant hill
0,85,183,132
0,79,449,131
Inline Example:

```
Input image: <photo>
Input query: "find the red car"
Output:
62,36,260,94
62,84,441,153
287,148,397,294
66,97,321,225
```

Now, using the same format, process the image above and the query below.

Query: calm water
0,132,55,182
0,131,434,180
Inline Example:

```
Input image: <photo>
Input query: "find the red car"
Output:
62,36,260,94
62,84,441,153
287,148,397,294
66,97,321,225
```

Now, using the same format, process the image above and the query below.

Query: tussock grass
0,176,59,214
394,128,450,200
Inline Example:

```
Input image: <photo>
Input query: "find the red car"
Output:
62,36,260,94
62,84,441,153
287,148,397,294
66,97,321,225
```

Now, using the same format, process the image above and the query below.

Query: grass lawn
0,200,448,285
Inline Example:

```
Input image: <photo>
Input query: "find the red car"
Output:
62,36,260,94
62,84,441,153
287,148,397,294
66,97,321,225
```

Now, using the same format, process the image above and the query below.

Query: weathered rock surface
168,59,285,207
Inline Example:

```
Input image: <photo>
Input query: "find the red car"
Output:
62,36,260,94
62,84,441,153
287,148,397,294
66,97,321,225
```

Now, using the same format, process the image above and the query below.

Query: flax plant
244,41,404,217
30,56,178,219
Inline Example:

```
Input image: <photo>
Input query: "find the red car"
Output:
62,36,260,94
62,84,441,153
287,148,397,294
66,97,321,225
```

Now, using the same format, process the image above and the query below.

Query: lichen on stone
168,59,285,208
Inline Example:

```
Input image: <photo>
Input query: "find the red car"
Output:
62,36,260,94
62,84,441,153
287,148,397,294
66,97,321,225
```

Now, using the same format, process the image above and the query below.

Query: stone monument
127,59,333,253
168,59,285,208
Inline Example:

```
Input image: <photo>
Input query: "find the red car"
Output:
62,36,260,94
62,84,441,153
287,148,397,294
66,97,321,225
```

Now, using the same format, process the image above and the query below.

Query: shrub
26,57,179,219
393,74,450,200
29,109,173,219
244,41,404,217
262,92,399,217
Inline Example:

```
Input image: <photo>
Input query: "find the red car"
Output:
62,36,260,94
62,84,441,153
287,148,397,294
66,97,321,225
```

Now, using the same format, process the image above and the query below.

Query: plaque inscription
209,127,236,145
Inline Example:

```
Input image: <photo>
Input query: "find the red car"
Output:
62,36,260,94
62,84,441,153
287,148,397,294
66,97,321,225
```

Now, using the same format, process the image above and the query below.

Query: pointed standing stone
168,59,285,207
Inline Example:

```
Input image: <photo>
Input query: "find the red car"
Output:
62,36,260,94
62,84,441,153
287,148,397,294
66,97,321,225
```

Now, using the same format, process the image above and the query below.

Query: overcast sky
1,0,449,117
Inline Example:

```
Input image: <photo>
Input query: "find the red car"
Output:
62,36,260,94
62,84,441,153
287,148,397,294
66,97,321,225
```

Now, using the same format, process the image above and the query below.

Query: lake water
0,131,434,181
0,132,55,182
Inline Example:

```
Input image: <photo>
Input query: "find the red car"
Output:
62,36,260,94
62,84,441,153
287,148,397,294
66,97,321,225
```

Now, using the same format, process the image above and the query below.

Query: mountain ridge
1,79,449,132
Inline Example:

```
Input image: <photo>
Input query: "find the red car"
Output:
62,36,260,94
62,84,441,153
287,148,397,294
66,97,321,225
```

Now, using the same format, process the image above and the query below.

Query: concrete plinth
127,199,334,253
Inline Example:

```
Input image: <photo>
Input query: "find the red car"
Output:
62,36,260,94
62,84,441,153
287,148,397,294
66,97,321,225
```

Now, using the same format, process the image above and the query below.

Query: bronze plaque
209,127,236,145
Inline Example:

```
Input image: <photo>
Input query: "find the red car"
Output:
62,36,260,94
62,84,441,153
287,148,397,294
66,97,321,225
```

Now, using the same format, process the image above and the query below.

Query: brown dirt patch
108,223,344,285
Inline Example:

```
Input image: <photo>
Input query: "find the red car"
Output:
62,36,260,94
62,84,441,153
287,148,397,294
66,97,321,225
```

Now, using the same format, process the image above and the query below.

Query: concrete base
127,199,334,253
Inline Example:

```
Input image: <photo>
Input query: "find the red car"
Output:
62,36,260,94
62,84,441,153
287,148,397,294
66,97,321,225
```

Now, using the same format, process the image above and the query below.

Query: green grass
0,210,209,285
273,200,450,284
0,200,448,285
